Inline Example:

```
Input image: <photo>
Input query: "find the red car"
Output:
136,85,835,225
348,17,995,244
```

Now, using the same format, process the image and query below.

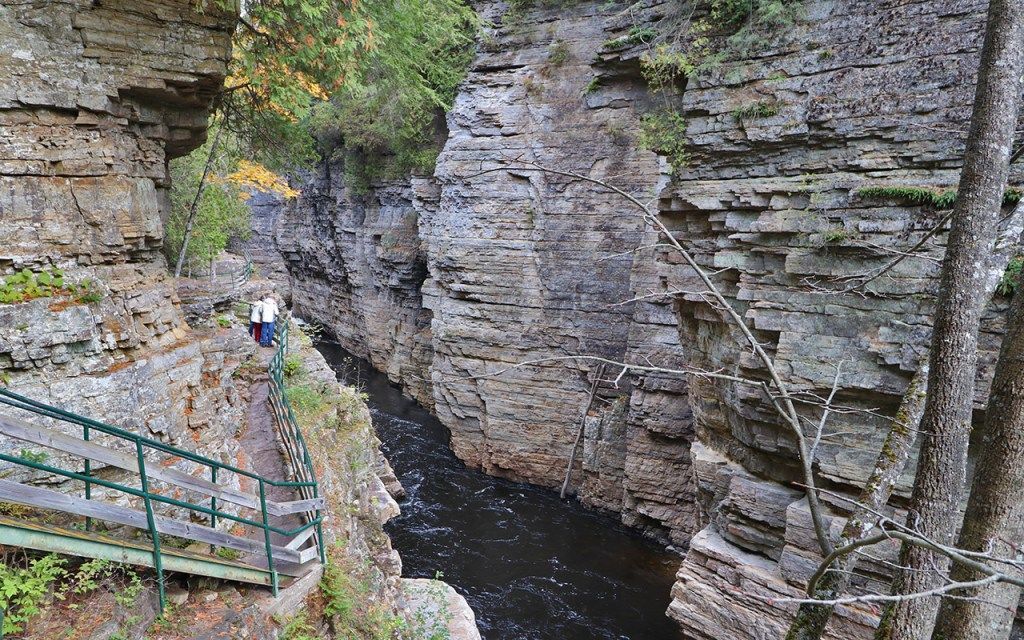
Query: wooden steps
0,479,317,571
0,316,324,624
0,415,324,517
0,516,285,587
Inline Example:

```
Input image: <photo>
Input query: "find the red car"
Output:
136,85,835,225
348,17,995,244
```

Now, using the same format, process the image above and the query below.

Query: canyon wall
280,0,700,545
660,1,1019,636
0,0,250,476
273,0,1020,637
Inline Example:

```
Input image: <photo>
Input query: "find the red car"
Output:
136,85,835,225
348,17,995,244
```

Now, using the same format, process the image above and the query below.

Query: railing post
258,479,278,596
209,466,218,554
83,424,91,532
313,480,325,565
136,439,166,613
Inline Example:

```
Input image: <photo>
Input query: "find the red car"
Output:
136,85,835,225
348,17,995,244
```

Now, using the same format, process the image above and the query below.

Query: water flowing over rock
270,0,1023,637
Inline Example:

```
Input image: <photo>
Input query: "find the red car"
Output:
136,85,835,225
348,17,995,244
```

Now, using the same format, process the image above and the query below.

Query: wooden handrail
0,414,323,517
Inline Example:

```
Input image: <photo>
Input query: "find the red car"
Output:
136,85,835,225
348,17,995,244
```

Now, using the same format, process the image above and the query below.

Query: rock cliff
268,0,1020,637
0,4,474,638
0,0,239,466
279,0,700,545
659,1,1018,636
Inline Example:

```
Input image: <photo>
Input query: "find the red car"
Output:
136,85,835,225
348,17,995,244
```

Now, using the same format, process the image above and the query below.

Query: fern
998,255,1024,297
856,185,1023,209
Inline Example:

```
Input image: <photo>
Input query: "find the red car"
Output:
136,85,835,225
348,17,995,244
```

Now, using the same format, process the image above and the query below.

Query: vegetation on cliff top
631,0,801,172
305,1,477,191
168,0,477,271
222,0,477,182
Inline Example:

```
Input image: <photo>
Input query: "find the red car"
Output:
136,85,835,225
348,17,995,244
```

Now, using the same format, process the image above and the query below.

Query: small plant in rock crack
547,40,571,66
638,109,689,173
822,227,849,244
522,75,543,98
0,267,68,304
855,185,958,209
997,255,1024,297
215,547,242,561
74,278,104,304
17,448,48,464
856,184,1023,210
732,100,780,120
603,26,656,50
283,354,303,378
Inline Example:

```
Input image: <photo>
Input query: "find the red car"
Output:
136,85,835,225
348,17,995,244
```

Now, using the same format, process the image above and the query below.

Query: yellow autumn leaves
212,160,301,200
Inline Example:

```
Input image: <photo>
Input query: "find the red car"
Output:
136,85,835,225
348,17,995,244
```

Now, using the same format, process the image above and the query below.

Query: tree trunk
786,366,929,640
930,268,1024,640
173,123,224,278
875,2,1024,638
786,197,1024,640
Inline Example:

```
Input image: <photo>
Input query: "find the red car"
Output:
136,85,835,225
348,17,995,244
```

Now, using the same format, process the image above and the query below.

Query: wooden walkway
0,315,324,622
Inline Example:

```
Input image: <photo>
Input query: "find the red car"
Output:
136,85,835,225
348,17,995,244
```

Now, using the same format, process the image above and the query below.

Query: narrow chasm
10,0,1024,638
315,340,684,640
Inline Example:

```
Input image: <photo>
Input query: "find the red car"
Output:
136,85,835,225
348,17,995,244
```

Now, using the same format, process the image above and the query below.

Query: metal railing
186,251,254,288
266,314,326,566
0,336,324,614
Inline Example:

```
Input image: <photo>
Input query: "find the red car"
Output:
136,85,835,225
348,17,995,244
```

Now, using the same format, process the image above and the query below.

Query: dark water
315,340,685,640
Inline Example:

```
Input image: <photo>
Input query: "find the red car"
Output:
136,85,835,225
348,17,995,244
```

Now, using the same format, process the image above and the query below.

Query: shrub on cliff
165,128,252,276
305,0,477,191
215,0,476,190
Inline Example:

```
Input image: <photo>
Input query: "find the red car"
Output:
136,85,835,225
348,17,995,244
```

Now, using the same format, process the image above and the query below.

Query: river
315,340,686,640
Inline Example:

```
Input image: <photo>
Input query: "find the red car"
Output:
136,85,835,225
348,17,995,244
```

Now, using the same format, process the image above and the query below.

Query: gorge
2,0,1023,638
264,0,1020,638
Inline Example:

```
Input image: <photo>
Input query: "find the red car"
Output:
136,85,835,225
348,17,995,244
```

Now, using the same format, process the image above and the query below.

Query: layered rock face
658,0,1019,636
279,172,437,407
0,0,246,486
426,1,683,525
278,0,700,544
234,189,293,297
270,0,1018,636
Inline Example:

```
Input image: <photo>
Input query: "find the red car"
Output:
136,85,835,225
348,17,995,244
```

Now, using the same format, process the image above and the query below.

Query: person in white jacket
249,298,264,343
260,295,279,347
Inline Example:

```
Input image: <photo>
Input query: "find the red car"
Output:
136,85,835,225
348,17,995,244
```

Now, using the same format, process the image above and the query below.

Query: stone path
239,355,305,551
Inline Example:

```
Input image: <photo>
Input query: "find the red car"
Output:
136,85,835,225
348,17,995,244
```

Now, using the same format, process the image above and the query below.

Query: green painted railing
187,250,253,287
0,320,325,616
267,315,326,565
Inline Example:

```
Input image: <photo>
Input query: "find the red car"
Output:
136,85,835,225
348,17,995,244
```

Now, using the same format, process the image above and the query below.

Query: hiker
260,294,279,347
248,297,263,343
